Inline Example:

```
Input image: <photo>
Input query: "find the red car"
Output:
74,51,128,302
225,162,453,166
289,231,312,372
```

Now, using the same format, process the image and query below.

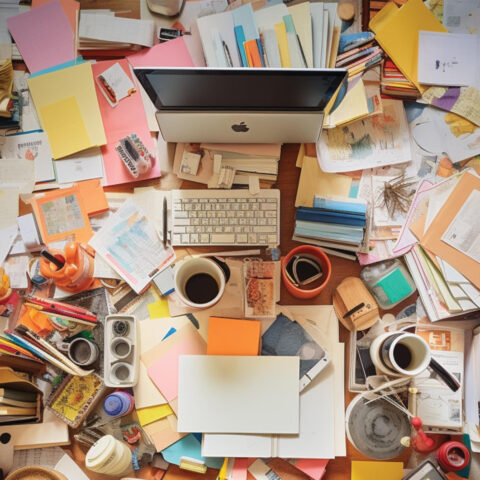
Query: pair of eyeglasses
285,254,323,287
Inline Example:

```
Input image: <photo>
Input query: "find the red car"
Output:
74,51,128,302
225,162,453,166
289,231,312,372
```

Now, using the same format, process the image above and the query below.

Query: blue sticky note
376,268,413,304
161,434,224,469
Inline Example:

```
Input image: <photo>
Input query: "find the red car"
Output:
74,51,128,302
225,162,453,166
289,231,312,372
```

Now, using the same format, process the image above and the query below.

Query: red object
410,417,447,453
437,441,470,472
281,245,332,299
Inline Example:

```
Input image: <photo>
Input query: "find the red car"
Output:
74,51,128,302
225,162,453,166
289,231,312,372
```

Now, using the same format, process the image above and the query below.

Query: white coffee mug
174,257,226,309
370,331,431,377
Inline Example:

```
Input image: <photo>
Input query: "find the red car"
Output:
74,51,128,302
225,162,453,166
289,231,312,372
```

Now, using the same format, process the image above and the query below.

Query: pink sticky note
91,59,161,186
127,37,195,68
7,0,75,74
147,335,205,402
293,459,329,480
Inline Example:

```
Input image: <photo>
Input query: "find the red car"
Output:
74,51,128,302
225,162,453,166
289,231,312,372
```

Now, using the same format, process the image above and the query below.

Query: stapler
333,276,379,331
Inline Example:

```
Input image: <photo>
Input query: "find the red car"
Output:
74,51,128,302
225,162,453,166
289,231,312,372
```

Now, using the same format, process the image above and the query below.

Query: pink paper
147,335,205,402
127,37,195,68
7,0,75,74
292,459,329,480
91,59,161,186
231,458,250,480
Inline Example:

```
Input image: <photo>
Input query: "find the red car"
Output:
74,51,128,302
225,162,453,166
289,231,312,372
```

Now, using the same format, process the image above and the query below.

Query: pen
26,295,95,317
40,248,65,270
163,196,168,248
24,302,97,323
223,40,233,68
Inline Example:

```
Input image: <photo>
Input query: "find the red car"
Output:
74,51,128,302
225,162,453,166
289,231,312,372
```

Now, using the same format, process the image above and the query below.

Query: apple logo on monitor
231,122,249,133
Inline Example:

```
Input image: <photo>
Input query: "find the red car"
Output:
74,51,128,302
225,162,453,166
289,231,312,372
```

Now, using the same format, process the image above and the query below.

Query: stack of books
335,34,383,78
292,196,367,260
380,57,420,100
0,388,39,425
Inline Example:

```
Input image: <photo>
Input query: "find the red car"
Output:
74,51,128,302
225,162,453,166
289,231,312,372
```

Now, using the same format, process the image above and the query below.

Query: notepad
177,355,300,434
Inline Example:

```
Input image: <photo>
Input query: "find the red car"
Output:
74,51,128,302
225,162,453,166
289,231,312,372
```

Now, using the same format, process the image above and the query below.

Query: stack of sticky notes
207,317,261,356
351,461,403,480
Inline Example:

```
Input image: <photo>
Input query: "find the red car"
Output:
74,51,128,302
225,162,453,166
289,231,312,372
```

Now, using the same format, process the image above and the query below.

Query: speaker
146,0,185,17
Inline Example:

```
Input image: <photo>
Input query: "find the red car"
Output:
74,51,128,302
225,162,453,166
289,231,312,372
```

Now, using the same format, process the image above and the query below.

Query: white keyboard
171,189,280,246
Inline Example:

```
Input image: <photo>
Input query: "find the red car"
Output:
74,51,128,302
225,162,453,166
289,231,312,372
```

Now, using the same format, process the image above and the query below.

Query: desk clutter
0,0,480,479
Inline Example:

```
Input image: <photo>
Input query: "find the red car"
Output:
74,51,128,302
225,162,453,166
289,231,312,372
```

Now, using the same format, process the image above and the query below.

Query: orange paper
76,179,109,216
207,317,261,356
421,172,480,289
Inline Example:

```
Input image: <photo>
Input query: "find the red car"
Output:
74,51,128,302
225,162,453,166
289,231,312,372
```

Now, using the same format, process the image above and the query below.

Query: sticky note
207,317,261,356
147,297,170,319
376,268,413,304
351,461,403,480
136,404,173,427
41,96,92,159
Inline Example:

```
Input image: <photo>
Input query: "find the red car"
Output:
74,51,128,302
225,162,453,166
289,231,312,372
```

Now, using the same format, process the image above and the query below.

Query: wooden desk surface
61,143,414,480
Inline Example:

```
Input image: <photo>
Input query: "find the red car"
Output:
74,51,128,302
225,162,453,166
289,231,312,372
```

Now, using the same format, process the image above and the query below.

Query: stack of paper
195,1,342,69
27,62,106,159
78,12,154,51
7,0,76,74
404,171,480,321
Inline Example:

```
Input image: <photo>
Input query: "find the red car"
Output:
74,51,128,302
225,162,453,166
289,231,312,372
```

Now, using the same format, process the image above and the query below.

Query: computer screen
134,67,347,111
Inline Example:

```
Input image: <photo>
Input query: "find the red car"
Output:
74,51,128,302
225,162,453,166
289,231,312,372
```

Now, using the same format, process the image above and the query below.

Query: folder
288,2,313,68
421,172,480,289
369,0,447,93
244,39,263,67
232,3,259,67
234,25,248,67
274,22,291,68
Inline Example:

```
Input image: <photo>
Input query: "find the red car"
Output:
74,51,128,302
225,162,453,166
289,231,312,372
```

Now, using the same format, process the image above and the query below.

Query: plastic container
103,391,135,418
281,245,331,299
85,435,132,476
360,259,416,310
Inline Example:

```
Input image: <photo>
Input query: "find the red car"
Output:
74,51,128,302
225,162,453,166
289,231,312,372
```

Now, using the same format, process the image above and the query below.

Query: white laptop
134,67,347,144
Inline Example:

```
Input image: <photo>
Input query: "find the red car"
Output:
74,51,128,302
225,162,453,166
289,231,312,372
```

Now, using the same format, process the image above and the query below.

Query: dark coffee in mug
185,273,219,304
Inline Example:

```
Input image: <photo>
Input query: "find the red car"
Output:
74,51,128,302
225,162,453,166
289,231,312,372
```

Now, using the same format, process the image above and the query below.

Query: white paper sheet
418,31,478,86
54,147,104,184
178,355,300,434
0,224,17,265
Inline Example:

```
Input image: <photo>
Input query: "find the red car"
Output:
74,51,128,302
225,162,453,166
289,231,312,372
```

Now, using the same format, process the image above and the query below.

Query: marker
40,248,64,270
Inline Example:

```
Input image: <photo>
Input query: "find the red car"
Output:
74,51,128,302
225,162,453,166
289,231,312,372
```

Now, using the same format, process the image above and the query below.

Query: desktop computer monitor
134,67,347,144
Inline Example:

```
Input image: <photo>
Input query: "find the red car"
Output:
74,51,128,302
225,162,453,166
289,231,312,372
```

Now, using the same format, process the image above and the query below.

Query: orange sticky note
76,179,109,216
207,317,261,356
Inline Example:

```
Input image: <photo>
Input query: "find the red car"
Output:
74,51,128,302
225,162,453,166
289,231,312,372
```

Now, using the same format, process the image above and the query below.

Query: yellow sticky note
351,461,403,480
41,96,92,159
136,404,173,427
326,80,369,128
147,297,170,319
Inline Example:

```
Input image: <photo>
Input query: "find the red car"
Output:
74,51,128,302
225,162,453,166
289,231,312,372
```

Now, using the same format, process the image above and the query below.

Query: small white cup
370,331,431,377
111,337,132,360
174,257,226,309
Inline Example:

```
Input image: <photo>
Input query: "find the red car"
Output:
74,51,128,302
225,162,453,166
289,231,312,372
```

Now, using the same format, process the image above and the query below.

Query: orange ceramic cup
281,245,332,299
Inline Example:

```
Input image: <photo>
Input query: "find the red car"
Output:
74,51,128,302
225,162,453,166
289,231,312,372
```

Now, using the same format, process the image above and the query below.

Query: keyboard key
237,234,248,243
211,233,236,243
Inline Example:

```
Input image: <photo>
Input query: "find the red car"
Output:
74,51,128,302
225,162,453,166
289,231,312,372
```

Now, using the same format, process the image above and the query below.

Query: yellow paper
351,461,403,480
288,3,313,68
325,80,369,128
147,297,170,318
28,62,106,157
274,22,290,68
296,143,306,168
369,0,447,93
136,404,173,427
295,156,352,207
41,97,92,159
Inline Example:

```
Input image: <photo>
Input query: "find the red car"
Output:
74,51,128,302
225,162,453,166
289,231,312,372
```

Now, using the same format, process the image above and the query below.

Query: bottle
39,241,94,293
103,391,135,418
